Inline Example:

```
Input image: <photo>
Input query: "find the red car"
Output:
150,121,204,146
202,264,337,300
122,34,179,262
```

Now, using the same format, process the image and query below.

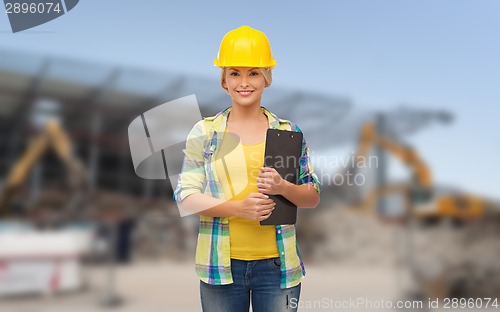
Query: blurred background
0,1,499,311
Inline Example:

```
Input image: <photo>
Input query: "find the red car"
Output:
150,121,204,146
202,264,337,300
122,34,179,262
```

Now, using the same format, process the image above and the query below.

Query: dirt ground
0,260,497,312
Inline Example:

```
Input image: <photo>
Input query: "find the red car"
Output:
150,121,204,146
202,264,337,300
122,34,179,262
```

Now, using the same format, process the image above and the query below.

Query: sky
0,0,498,199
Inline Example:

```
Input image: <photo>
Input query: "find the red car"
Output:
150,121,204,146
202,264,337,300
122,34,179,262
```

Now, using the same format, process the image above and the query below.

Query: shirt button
281,252,285,256
277,230,281,234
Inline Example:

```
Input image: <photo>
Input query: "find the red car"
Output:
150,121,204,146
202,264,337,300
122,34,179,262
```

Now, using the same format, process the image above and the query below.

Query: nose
240,76,249,88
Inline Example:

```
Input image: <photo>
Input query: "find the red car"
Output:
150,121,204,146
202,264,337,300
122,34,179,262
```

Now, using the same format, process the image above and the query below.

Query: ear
222,78,227,90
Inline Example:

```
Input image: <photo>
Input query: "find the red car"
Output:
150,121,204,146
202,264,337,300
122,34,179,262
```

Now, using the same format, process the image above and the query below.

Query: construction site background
1,2,499,311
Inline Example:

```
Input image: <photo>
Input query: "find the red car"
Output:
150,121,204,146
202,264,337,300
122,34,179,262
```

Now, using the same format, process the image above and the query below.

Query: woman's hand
257,167,285,195
235,192,275,221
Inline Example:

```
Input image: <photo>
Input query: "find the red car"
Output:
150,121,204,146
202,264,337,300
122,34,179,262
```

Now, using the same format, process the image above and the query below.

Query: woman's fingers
257,201,275,217
257,187,269,194
250,192,269,199
258,198,275,206
260,210,273,220
257,203,275,218
262,201,276,209
249,193,273,204
256,181,269,188
244,193,275,220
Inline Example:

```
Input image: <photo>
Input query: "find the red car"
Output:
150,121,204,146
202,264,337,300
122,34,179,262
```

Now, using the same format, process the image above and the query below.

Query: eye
229,71,239,76
249,71,259,76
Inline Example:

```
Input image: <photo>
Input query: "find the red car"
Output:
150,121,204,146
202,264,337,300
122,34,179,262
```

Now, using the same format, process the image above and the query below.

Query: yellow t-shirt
214,131,279,260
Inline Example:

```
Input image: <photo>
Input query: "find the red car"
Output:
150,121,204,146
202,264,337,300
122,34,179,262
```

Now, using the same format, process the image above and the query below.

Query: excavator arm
351,122,433,216
0,120,86,218
357,122,432,189
355,122,484,220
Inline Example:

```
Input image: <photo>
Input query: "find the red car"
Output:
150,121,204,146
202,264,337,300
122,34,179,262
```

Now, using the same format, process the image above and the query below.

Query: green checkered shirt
174,106,321,289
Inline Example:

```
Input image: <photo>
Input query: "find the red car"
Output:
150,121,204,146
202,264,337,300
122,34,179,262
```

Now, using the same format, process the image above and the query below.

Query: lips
237,90,254,96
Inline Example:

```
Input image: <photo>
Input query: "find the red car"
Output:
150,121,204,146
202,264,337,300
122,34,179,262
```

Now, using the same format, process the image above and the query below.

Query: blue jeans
200,257,301,312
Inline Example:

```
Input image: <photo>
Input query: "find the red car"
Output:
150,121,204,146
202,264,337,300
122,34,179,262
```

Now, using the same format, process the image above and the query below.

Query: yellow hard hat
214,25,276,68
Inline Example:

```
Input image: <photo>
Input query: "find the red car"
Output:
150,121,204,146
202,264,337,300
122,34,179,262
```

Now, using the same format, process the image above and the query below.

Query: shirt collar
207,106,281,132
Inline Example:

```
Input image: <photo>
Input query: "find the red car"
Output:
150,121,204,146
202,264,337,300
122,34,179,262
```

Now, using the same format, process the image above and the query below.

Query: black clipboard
260,128,303,225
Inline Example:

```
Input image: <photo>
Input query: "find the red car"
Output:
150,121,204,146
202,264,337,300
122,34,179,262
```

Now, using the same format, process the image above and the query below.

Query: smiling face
222,67,267,107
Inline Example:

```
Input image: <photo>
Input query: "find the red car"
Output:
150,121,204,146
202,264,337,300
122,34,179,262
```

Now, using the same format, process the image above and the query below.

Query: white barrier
0,228,93,296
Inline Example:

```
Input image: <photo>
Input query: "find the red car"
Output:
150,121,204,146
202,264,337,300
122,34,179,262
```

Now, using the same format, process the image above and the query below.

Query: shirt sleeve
173,120,208,204
294,124,321,193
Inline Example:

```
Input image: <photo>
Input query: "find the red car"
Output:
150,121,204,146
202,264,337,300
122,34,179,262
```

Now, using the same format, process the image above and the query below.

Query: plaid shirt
173,106,321,289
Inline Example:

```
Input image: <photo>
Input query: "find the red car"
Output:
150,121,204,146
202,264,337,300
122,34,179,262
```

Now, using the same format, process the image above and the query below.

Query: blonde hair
220,67,272,93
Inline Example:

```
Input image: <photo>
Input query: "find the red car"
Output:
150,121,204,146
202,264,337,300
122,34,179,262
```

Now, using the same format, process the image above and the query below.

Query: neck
228,103,264,123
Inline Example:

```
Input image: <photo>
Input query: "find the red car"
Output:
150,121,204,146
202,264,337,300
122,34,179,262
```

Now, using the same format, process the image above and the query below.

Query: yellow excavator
0,119,86,219
350,122,500,299
353,122,485,221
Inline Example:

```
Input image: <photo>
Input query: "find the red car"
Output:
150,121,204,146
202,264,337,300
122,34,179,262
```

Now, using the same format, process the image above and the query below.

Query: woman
174,25,321,312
